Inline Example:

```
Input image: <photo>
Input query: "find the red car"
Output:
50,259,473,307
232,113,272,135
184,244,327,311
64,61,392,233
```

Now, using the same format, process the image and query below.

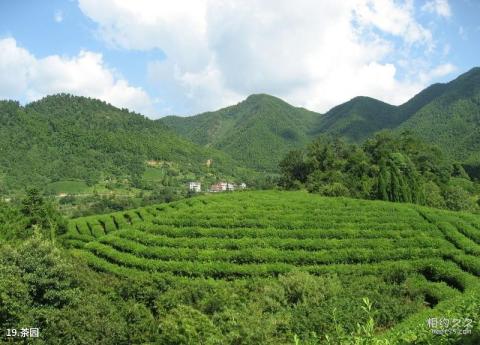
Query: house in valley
188,182,202,192
209,182,237,192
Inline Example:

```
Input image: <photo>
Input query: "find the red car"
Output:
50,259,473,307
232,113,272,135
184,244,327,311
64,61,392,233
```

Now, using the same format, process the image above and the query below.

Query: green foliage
398,67,480,170
423,181,446,209
162,94,320,172
280,132,475,211
308,68,480,177
56,191,480,344
158,305,224,345
0,200,28,240
0,189,66,241
0,261,30,328
311,96,398,142
0,94,250,194
2,191,480,344
443,186,476,212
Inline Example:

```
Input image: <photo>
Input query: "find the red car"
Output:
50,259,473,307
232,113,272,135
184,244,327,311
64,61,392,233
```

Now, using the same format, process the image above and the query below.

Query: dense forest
0,94,253,194
1,67,480,200
163,67,480,178
162,94,320,172
279,131,479,212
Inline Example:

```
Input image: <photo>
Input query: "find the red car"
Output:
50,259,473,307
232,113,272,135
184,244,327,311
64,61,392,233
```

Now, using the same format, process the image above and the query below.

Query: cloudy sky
0,0,478,118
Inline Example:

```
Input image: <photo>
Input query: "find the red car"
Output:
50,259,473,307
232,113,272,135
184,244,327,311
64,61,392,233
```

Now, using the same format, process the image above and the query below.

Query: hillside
398,67,480,170
62,190,480,343
0,94,251,194
162,68,480,174
162,94,320,171
311,96,396,141
1,67,479,197
312,68,480,169
311,82,449,142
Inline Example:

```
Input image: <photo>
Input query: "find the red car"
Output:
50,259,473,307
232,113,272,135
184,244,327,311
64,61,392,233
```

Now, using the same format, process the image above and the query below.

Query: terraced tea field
61,190,480,341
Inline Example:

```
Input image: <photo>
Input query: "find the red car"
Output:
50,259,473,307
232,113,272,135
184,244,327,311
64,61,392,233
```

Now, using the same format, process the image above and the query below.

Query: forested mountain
398,67,480,172
0,94,249,193
162,94,320,171
312,68,480,170
310,96,396,141
311,82,449,141
1,67,479,195
162,68,480,174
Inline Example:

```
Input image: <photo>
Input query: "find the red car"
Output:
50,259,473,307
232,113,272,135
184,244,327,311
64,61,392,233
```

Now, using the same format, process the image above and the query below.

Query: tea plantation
61,190,480,344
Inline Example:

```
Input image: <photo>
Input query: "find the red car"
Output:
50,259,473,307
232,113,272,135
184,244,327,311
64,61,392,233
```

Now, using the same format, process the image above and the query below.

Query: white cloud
54,10,64,23
77,0,452,115
427,63,457,79
422,0,451,18
0,37,155,115
355,0,432,45
413,62,456,84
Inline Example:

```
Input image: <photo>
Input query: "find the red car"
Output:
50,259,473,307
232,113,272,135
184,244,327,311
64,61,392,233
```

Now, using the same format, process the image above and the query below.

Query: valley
1,68,480,344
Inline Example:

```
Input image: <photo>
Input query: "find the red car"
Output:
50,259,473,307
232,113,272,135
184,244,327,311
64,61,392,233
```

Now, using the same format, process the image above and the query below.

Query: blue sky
0,0,478,118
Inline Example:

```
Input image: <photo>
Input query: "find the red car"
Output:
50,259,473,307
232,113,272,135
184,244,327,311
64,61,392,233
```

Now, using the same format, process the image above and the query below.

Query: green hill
2,68,480,194
398,67,480,170
162,94,320,171
312,82,449,142
162,68,480,174
312,68,480,167
0,94,250,194
311,96,396,142
62,190,480,343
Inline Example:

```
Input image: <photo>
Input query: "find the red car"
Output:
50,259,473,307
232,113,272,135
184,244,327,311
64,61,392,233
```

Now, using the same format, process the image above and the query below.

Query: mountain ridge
162,93,320,171
162,66,480,172
1,67,480,188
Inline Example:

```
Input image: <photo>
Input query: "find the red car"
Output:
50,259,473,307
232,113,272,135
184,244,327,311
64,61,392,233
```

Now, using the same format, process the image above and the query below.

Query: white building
188,182,201,192
210,182,235,192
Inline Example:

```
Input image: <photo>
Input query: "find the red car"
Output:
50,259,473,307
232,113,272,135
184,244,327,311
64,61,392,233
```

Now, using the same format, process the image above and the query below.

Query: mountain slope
311,82,450,142
0,94,249,192
162,94,320,171
308,67,480,176
161,69,478,174
398,67,480,168
311,96,396,141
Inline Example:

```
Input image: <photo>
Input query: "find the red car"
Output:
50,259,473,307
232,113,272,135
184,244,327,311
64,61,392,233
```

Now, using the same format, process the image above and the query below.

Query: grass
142,167,166,182
46,180,89,194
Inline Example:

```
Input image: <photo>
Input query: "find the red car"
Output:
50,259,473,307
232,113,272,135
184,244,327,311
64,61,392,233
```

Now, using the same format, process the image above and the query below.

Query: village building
188,182,201,192
209,182,242,192
209,182,225,192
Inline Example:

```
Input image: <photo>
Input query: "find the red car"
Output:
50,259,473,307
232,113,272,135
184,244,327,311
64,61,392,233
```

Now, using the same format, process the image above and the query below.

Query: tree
277,131,473,211
20,188,66,240
279,150,311,189
376,153,424,204
443,186,475,211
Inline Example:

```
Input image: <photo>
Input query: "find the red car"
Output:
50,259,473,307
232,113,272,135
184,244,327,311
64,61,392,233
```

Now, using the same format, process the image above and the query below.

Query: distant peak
245,93,281,102
466,66,480,74
241,94,293,109
348,96,390,104
449,66,480,83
